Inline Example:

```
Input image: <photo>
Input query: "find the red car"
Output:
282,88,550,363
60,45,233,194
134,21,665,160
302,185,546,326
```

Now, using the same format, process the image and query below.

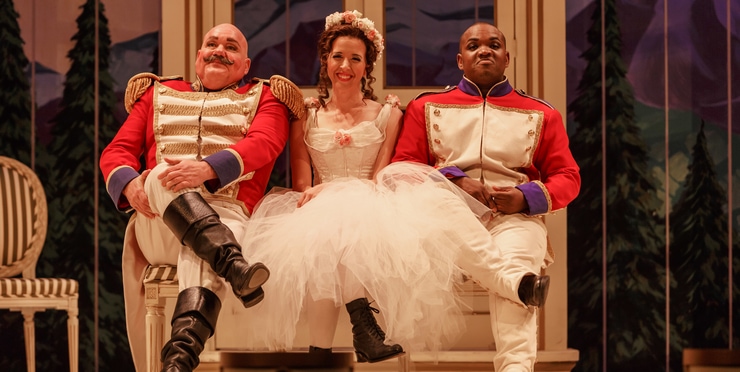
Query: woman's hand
297,183,327,208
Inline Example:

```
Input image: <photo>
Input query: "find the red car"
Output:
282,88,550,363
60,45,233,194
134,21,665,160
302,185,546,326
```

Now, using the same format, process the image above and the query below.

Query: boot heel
355,352,368,363
239,287,264,308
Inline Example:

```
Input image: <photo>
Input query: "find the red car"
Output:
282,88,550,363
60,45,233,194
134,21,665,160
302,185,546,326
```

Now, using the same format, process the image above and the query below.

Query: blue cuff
516,182,548,215
203,150,241,190
108,167,139,211
438,166,468,179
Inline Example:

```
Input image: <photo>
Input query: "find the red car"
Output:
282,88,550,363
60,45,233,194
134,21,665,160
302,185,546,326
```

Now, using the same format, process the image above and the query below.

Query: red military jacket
393,76,580,215
100,75,291,215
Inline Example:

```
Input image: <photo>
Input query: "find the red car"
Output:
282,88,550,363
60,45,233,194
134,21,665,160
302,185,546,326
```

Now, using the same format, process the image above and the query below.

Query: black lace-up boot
308,345,333,364
161,287,221,372
163,192,268,307
345,298,405,363
518,274,550,307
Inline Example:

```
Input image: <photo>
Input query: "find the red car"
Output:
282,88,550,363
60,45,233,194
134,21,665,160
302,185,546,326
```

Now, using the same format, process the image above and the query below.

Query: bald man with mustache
101,23,304,371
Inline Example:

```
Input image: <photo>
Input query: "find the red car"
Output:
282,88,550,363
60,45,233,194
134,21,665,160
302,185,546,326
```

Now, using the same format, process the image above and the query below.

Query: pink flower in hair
385,94,401,108
325,10,385,63
343,12,357,23
304,96,320,109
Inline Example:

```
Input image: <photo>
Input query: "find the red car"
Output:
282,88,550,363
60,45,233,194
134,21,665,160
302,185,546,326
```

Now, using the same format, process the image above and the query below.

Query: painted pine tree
92,0,135,370
566,0,606,366
669,120,737,369
0,0,32,164
34,0,131,370
567,0,676,370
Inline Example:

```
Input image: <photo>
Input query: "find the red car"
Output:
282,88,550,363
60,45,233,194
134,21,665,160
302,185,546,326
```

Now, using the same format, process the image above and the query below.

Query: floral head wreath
325,10,384,63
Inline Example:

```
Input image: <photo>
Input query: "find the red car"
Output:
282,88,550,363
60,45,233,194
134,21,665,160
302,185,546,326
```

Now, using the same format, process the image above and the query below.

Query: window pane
235,0,342,85
385,0,494,87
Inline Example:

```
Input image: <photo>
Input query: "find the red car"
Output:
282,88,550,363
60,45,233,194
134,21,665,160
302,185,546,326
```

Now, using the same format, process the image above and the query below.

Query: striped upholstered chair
0,156,79,372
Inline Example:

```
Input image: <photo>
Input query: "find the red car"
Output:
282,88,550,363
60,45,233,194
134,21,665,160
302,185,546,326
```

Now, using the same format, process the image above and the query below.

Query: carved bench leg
397,353,410,372
146,285,167,372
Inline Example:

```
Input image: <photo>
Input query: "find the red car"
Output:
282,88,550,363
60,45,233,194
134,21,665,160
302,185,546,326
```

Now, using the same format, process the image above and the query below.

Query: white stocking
339,264,365,304
306,299,340,348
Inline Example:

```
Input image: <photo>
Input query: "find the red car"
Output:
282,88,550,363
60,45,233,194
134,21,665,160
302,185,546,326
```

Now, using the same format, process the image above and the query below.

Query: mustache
203,54,235,65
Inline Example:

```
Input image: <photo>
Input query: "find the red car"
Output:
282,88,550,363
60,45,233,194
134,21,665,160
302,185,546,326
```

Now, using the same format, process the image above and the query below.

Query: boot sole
233,263,270,295
234,263,270,308
356,351,406,363
247,263,270,289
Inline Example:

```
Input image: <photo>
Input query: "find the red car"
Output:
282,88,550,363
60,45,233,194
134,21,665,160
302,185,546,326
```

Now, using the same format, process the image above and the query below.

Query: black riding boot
161,287,221,372
345,298,404,363
163,192,269,307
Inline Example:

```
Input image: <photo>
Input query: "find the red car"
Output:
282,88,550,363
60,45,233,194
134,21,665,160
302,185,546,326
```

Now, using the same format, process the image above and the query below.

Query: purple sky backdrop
567,0,739,129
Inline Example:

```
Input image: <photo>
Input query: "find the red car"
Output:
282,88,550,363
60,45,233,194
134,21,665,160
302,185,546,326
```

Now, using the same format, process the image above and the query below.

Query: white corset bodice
304,98,394,183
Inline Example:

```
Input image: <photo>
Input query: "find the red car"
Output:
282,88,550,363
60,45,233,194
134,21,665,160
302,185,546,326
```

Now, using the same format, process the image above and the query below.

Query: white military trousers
452,213,547,372
135,162,250,302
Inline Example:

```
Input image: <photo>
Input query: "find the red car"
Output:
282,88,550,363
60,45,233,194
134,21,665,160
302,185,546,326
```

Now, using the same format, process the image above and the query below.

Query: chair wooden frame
0,156,79,372
143,265,179,372
683,348,740,372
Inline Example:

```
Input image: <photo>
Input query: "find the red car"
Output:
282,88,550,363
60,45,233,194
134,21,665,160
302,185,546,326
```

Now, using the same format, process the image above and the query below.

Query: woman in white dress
239,10,494,362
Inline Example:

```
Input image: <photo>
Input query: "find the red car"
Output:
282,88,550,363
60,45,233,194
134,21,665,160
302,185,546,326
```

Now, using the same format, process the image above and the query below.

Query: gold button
249,89,256,96
434,109,441,116
159,87,167,94
158,104,165,112
434,138,441,144
525,146,532,152
528,129,535,136
528,114,534,121
433,124,440,131
159,144,166,151
242,107,250,115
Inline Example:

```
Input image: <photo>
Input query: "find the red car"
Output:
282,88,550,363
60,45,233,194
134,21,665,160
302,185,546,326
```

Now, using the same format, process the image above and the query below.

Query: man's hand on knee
123,169,157,218
159,158,217,192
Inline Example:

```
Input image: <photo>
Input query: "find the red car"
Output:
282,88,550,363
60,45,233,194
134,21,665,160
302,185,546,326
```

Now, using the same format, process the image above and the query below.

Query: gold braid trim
124,73,183,113
268,75,306,120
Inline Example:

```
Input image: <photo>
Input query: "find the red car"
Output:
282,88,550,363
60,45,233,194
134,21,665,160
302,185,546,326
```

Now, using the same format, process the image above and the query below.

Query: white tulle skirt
237,162,492,352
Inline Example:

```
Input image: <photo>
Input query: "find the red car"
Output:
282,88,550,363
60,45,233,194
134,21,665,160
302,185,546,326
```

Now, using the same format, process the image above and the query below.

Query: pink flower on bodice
333,130,352,147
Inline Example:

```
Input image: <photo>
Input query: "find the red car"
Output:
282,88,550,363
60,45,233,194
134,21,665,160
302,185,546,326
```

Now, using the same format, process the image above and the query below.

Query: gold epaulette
264,75,306,120
515,88,554,110
413,85,457,100
124,73,183,113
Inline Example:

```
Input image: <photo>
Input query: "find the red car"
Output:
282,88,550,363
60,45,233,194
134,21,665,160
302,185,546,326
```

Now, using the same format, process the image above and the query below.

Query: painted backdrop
0,0,737,371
